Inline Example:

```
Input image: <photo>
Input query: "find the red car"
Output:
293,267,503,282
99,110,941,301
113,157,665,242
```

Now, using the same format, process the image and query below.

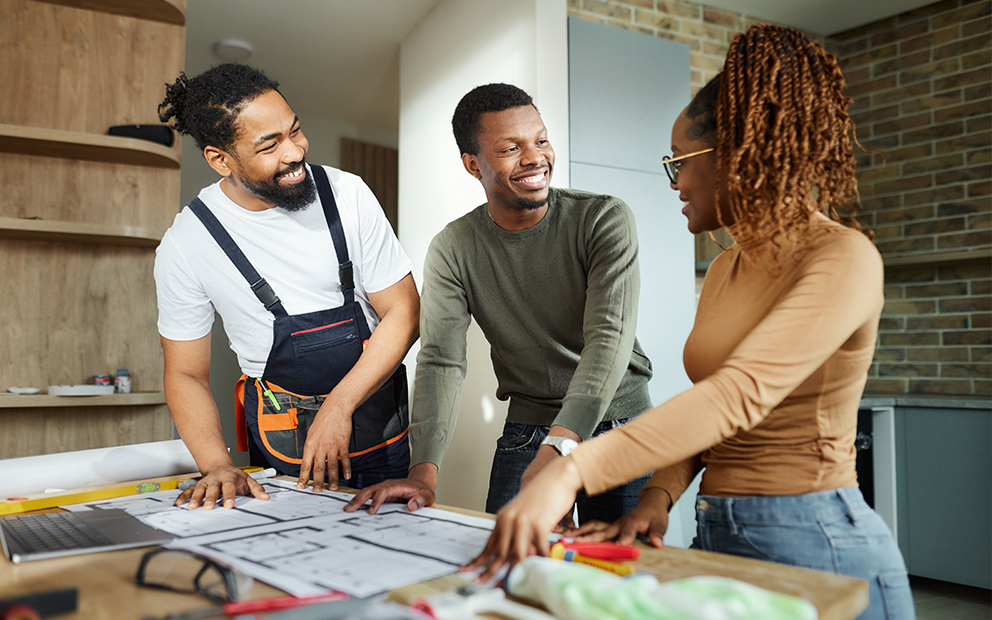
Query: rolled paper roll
0,440,198,497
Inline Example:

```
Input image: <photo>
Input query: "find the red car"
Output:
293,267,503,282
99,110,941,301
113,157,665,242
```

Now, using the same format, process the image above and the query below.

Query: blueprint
63,479,495,598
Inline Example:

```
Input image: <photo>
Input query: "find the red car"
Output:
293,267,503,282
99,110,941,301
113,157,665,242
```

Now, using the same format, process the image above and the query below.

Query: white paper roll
0,440,199,497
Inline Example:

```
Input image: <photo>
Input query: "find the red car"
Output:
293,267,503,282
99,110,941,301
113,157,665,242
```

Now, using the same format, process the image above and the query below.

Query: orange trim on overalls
348,427,409,458
245,377,405,461
236,375,309,454
235,375,248,452
250,379,304,465
258,409,299,431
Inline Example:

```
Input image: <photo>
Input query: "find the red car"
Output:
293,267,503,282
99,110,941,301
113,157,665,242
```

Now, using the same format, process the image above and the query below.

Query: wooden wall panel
0,405,173,459
0,152,180,233
340,138,399,232
0,0,185,135
0,241,161,392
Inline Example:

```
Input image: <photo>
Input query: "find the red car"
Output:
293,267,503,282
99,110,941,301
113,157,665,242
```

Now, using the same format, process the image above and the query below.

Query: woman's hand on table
566,486,671,547
462,456,583,582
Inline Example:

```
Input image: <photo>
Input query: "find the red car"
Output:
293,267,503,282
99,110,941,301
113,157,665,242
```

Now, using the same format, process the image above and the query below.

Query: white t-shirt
154,165,412,377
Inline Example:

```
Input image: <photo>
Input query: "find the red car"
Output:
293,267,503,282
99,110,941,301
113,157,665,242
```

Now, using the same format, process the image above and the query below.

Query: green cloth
507,557,819,620
410,187,653,468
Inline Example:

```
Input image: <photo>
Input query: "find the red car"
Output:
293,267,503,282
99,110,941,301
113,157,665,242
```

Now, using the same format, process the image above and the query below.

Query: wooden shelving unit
0,124,180,169
0,216,162,247
31,0,185,24
0,0,186,459
0,392,166,409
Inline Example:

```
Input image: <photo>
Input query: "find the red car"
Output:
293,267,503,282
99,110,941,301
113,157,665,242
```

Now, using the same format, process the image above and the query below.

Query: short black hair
451,83,537,156
686,73,720,142
157,63,281,153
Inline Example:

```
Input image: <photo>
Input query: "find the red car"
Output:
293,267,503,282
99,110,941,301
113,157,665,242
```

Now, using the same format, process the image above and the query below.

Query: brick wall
570,0,992,397
827,0,991,397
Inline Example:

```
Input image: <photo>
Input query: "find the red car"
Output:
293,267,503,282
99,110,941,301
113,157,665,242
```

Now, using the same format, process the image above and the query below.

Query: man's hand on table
343,463,437,514
174,464,270,510
297,400,354,493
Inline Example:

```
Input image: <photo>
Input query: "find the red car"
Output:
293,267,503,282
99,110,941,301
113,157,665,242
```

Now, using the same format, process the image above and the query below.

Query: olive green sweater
410,187,653,468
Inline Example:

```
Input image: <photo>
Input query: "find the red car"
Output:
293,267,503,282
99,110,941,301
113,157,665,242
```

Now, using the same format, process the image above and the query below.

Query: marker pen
549,542,636,576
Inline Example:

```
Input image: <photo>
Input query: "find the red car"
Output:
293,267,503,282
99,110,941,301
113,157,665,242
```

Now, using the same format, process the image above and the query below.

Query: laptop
0,509,173,563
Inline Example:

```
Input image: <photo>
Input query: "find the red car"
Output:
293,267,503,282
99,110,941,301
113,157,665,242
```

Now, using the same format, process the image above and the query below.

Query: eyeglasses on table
135,548,252,604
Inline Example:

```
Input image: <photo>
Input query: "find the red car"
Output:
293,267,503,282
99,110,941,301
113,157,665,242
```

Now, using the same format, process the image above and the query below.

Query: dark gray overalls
189,165,409,487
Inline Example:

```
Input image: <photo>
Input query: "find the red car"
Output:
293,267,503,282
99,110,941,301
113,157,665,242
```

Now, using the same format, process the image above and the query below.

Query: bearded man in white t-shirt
154,63,419,511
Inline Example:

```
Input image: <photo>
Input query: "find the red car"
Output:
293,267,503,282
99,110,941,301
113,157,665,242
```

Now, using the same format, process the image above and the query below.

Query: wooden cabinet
0,0,185,458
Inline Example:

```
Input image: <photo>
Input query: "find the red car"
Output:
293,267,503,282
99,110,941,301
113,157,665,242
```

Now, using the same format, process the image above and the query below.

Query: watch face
559,438,578,456
543,436,578,456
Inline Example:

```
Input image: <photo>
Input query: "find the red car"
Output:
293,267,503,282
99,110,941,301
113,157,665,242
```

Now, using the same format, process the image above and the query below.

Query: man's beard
242,162,317,212
515,195,548,210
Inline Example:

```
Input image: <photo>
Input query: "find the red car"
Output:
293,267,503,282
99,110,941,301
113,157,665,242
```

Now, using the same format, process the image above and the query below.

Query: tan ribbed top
571,213,883,502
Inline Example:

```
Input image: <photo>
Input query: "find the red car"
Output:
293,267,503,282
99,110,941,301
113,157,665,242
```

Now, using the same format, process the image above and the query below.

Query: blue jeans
485,420,650,524
691,487,914,620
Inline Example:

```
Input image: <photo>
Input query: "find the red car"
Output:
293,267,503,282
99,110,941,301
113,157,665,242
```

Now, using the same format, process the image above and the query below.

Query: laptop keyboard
3,512,113,552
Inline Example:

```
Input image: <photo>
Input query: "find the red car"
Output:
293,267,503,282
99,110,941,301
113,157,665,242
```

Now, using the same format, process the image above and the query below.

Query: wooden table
0,479,867,619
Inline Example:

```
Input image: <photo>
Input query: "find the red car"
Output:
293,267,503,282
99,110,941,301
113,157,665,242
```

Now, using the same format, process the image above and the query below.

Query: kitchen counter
860,394,991,410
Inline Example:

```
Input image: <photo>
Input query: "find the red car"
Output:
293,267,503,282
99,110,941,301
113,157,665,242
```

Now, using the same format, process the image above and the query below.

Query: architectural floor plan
64,479,494,597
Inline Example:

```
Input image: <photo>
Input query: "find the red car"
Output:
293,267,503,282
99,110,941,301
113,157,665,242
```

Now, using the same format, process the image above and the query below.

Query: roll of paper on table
549,542,635,576
250,468,277,481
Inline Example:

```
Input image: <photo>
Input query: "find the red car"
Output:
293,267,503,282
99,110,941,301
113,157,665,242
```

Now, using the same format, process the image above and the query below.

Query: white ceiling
183,0,441,134
184,0,939,134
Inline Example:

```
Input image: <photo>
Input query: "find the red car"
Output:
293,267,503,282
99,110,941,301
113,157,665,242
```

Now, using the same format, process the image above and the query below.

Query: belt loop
838,489,859,525
726,498,739,536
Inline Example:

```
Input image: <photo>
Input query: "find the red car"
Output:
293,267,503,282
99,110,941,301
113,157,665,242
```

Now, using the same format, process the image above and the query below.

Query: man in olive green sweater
346,83,652,523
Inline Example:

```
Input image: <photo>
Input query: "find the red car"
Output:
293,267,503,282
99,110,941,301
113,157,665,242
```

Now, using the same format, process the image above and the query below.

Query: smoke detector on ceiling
213,39,253,62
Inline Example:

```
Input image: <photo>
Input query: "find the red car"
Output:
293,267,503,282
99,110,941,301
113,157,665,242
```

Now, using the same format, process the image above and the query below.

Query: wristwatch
541,435,579,457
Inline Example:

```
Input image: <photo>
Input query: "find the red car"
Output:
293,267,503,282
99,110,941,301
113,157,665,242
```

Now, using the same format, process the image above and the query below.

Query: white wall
399,0,569,511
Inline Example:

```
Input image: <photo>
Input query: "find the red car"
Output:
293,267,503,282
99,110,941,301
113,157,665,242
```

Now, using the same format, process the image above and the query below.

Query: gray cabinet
895,405,991,589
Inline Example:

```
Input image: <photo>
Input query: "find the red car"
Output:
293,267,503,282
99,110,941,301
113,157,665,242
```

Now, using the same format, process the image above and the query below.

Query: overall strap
309,165,355,305
189,198,288,316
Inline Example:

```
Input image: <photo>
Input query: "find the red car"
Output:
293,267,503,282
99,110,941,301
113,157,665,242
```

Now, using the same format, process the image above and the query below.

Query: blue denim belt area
693,487,915,620
485,419,650,523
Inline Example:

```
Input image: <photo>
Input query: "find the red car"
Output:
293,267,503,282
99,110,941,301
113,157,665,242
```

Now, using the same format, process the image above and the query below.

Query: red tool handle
221,591,348,614
1,604,40,620
561,541,640,560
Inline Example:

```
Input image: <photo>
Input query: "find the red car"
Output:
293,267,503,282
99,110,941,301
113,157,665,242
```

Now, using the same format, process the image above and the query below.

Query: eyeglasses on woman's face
662,148,715,185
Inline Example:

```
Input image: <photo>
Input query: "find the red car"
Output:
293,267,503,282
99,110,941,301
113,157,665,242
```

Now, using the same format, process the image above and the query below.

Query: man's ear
461,152,482,180
204,146,235,178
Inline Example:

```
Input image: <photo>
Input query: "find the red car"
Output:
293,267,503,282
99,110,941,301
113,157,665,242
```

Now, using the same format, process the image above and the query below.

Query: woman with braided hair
466,24,913,619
